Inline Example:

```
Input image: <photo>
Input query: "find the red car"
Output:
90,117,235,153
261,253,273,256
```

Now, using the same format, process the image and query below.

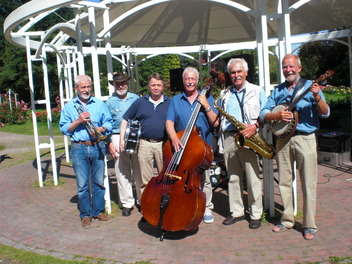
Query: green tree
298,40,350,86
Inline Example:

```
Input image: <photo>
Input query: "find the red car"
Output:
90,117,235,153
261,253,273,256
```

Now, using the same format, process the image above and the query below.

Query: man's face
76,80,92,101
282,56,302,84
183,72,198,93
229,62,247,90
149,78,164,97
113,81,128,96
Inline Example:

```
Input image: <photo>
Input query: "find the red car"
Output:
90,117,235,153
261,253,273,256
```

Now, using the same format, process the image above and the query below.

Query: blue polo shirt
59,97,112,141
259,79,330,133
166,91,218,146
105,92,139,134
123,94,170,139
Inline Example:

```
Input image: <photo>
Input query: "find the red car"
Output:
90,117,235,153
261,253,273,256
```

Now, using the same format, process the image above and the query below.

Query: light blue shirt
166,91,217,146
60,96,113,142
105,92,139,134
259,79,330,133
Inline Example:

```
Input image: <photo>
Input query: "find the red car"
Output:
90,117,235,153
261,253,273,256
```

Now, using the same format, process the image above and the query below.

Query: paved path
0,133,351,263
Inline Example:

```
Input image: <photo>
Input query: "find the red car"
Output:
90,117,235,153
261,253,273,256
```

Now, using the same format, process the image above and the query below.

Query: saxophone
214,89,275,159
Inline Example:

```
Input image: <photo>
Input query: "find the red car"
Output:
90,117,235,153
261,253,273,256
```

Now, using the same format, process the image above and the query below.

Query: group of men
59,53,330,240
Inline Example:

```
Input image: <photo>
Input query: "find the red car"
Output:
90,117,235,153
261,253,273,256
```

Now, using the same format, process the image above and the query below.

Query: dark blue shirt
166,91,218,146
123,94,170,139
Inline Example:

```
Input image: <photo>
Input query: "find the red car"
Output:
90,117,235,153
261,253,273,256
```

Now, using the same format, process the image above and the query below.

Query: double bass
140,84,214,240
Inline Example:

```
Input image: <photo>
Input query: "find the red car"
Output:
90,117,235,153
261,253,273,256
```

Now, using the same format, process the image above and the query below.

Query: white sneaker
203,213,214,224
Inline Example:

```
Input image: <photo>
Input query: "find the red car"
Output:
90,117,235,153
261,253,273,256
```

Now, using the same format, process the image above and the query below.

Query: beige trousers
276,133,318,230
223,133,263,220
137,139,164,201
111,134,140,208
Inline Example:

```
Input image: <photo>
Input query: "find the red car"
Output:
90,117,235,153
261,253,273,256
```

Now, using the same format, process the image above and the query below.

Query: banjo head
270,105,296,137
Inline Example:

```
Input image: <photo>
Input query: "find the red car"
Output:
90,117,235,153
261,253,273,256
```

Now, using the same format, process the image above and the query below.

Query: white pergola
4,0,352,215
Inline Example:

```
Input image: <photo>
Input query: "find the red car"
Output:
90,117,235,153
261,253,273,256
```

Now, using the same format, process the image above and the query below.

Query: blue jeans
71,141,106,219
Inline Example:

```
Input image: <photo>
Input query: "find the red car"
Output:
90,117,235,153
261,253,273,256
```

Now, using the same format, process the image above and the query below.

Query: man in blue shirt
218,58,267,229
105,73,140,217
166,67,219,224
60,75,113,229
260,54,330,240
121,73,170,204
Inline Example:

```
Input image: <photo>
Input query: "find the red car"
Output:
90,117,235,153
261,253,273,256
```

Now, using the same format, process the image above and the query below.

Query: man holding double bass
260,54,330,240
165,67,219,224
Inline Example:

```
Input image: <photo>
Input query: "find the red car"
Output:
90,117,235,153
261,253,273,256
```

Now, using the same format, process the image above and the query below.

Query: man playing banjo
260,54,330,240
106,73,140,217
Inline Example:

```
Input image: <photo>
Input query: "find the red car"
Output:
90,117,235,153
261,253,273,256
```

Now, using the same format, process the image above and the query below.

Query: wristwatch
255,123,259,133
205,106,212,112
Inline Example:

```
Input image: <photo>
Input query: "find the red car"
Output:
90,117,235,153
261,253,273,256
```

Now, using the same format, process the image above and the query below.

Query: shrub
0,95,29,124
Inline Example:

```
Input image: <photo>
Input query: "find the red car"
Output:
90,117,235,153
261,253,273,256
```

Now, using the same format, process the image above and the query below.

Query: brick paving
0,152,351,263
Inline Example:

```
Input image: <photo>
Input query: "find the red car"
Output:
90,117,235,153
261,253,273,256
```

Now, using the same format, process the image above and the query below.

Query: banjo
270,70,334,137
124,119,141,153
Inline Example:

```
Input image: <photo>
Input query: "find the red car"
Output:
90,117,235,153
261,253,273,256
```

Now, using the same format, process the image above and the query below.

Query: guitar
270,70,333,137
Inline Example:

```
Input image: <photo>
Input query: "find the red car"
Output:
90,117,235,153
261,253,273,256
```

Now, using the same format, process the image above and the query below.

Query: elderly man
165,67,219,224
217,58,267,229
260,54,330,240
106,73,140,217
59,75,113,228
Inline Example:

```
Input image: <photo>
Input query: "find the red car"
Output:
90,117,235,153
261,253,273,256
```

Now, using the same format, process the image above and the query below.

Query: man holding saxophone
218,58,267,229
60,75,113,229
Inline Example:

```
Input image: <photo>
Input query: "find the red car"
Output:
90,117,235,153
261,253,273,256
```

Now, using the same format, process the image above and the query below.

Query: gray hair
182,67,199,80
227,58,248,74
74,75,92,87
282,54,301,67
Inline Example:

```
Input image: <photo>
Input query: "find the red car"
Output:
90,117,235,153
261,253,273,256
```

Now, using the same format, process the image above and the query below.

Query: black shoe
222,215,245,225
122,207,133,216
249,219,261,229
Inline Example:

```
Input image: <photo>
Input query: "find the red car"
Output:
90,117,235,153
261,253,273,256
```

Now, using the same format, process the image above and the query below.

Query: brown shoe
95,213,112,223
81,217,91,229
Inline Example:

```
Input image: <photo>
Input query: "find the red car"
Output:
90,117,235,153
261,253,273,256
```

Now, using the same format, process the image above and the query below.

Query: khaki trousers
137,139,164,202
276,133,318,230
223,133,262,220
111,134,140,208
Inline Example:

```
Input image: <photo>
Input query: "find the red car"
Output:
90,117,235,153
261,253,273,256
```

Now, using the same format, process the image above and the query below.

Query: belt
293,131,313,136
72,140,97,146
140,137,163,143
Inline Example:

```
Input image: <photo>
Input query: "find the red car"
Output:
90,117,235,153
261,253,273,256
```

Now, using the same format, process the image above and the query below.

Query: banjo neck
287,70,334,112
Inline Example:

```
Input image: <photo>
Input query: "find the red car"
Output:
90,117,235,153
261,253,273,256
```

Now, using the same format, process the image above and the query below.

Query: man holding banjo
260,54,330,240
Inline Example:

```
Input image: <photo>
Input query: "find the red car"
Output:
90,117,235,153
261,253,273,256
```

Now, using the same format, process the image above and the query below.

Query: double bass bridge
164,173,182,180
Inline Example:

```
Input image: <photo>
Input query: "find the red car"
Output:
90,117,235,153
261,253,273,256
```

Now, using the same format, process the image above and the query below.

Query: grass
0,244,99,264
1,121,62,136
